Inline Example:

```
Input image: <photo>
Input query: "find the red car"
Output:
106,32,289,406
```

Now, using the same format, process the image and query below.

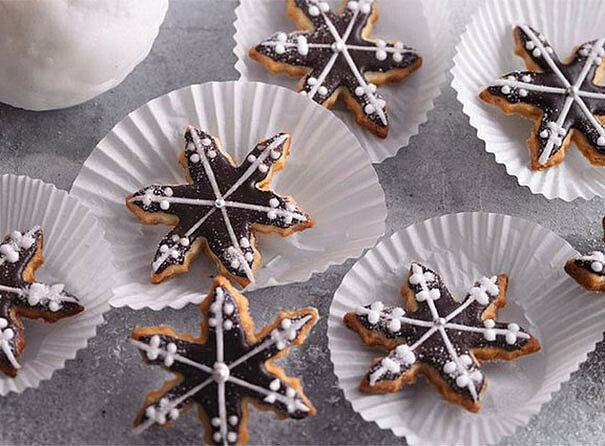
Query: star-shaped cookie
344,262,540,412
0,227,83,377
131,276,318,445
481,25,605,170
126,126,313,287
250,0,422,138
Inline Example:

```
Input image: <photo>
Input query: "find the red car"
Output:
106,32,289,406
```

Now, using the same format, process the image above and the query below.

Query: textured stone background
0,0,604,444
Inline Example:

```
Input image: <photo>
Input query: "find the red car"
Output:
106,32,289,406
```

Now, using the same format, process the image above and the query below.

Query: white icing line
490,78,566,94
307,51,340,99
131,195,216,207
444,322,530,339
437,326,478,402
130,339,215,374
538,94,574,165
228,315,312,371
221,134,289,200
224,201,307,222
1,340,20,370
132,376,214,435
219,207,254,283
520,25,570,87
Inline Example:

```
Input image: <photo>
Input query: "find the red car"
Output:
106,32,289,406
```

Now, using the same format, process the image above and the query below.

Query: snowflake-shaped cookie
0,227,83,377
131,276,317,445
126,126,313,287
250,0,422,138
344,262,540,412
481,25,605,170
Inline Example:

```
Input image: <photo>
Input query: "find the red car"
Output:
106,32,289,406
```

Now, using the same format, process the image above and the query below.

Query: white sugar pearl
506,333,517,344
259,163,269,173
598,136,605,146
508,323,519,332
208,318,217,327
319,2,329,12
591,261,603,272
207,150,217,158
275,44,286,54
309,5,320,16
270,149,281,159
160,200,170,210
348,1,358,11
247,154,256,162
501,85,511,94
456,375,470,387
532,48,541,57
471,370,483,382
307,77,318,86
211,417,221,427
245,252,254,262
540,130,549,139
229,416,239,426
160,244,169,253
164,187,173,197
189,153,200,163
201,138,211,146
227,432,237,442
388,318,401,332
483,319,495,328
223,320,233,330
360,2,371,13
270,379,281,391
355,86,364,96
376,50,387,61
223,303,234,315
525,41,535,50
443,361,456,374
213,432,222,442
519,89,528,97
239,237,250,248
393,52,403,62
269,198,280,208
267,210,277,219
318,86,328,96
522,74,532,82
231,260,240,269
382,357,400,374
180,238,189,247
364,104,375,114
170,250,179,258
460,355,473,366
0,318,7,329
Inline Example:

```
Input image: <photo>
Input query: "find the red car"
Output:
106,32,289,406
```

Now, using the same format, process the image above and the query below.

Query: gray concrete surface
1,0,604,444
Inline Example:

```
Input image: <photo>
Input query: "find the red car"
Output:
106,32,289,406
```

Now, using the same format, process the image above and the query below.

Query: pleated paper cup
452,0,605,201
329,212,605,445
71,81,387,310
233,0,451,163
0,175,113,395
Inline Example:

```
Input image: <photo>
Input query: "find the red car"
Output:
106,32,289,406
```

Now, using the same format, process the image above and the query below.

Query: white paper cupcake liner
0,174,113,395
328,212,605,445
71,81,387,310
233,0,451,163
451,0,605,201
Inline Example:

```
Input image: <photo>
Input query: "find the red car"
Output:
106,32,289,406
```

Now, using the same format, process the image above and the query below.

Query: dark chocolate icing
348,263,537,406
0,227,82,376
132,281,316,445
128,126,311,285
487,25,605,166
253,0,421,134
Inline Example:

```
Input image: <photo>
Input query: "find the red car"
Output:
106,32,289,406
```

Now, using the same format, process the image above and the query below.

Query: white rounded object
0,0,169,111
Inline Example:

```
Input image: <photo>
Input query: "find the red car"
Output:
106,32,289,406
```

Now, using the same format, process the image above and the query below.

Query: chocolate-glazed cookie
481,25,605,170
126,126,313,287
131,276,317,445
344,262,540,412
0,227,83,377
250,0,422,138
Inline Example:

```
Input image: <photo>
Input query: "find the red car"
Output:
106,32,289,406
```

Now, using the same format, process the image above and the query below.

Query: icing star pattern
0,227,83,377
345,262,540,412
127,126,313,287
131,277,317,445
482,25,605,169
251,0,422,138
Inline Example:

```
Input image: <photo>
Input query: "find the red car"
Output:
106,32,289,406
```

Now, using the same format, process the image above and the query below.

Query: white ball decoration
0,0,169,111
